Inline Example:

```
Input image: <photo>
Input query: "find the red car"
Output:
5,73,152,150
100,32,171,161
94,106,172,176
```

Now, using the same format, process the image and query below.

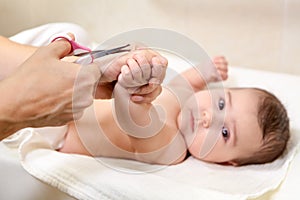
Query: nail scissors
74,43,132,65
52,36,131,65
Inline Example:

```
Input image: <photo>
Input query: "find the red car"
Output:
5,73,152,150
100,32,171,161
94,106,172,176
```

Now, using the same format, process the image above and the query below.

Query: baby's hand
118,55,151,89
212,56,228,81
118,54,166,102
119,54,165,89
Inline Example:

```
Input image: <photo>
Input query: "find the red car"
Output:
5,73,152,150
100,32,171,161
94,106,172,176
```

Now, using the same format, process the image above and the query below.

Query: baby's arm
113,54,166,138
169,56,228,92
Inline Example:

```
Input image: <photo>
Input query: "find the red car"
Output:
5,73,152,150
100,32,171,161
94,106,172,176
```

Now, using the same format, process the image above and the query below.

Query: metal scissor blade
73,49,104,57
92,44,132,59
74,44,131,57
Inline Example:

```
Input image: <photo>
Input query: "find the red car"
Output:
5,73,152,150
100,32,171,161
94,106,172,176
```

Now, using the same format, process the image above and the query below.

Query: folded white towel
3,125,298,200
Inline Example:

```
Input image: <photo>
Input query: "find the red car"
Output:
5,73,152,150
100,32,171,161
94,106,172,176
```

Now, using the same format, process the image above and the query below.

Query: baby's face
178,88,263,165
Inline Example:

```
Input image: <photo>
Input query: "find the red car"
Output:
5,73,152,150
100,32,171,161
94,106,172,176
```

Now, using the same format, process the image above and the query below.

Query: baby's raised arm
169,56,228,92
113,51,167,138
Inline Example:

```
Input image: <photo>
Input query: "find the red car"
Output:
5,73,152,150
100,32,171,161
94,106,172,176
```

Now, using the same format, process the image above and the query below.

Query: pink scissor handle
51,34,91,54
51,34,93,64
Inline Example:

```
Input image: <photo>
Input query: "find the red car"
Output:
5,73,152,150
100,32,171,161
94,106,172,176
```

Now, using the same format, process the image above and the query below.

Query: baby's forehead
210,87,260,94
229,87,263,101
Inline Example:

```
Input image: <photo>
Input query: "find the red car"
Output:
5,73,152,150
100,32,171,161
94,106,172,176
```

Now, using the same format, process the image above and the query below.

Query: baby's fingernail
132,95,144,102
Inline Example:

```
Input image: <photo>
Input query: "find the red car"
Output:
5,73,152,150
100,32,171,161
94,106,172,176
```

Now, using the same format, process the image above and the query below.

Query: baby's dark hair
232,88,290,166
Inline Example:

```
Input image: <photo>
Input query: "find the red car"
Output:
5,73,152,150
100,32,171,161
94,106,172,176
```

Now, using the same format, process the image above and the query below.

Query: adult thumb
47,39,72,59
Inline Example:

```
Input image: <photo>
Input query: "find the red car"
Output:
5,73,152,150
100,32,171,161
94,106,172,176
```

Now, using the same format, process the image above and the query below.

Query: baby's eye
221,127,230,141
218,98,225,110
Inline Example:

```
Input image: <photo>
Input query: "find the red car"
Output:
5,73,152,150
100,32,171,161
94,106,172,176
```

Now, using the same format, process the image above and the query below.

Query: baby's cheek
188,130,207,159
202,138,237,163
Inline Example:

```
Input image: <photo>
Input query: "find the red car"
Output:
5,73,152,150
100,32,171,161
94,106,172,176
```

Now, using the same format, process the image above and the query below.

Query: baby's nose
201,111,211,128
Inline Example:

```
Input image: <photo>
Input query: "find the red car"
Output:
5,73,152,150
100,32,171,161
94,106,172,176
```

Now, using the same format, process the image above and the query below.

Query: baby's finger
150,57,166,84
118,65,134,87
158,55,168,67
213,56,226,61
220,71,228,80
133,83,158,95
131,85,162,103
127,58,144,84
133,54,151,80
214,62,228,73
216,65,228,73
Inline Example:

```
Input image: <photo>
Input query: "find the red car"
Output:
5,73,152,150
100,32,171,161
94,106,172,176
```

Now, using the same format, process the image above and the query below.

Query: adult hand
0,39,100,139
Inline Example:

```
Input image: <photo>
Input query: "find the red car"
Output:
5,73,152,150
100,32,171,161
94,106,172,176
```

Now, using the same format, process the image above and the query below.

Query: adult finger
46,39,73,59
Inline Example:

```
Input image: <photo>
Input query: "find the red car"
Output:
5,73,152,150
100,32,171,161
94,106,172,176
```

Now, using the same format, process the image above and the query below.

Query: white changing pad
3,66,300,200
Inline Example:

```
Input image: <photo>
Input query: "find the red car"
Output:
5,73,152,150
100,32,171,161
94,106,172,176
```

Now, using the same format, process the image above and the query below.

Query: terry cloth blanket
2,124,298,200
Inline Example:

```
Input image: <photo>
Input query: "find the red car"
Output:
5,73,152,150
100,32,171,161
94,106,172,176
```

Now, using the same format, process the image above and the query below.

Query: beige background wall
0,0,299,75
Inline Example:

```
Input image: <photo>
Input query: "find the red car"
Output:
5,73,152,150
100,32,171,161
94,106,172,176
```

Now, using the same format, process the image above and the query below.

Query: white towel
3,126,298,200
9,23,93,48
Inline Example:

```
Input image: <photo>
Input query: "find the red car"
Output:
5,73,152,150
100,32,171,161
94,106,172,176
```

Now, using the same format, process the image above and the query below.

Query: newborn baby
57,52,289,166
